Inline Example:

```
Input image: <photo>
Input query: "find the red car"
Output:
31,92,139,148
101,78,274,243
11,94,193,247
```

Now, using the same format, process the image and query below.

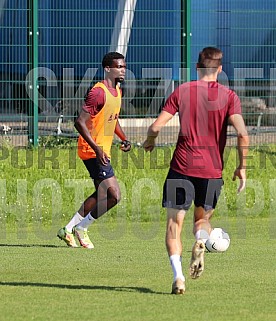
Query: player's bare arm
74,109,109,165
143,110,174,152
228,114,249,193
114,121,131,152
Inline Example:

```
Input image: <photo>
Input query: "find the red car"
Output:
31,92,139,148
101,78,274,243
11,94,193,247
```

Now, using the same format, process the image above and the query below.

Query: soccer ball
205,228,230,253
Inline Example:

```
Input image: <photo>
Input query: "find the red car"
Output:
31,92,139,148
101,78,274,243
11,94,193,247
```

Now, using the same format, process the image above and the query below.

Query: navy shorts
83,158,115,180
162,169,224,211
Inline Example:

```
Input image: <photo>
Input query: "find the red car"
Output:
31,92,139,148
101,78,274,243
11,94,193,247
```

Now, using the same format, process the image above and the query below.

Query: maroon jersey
83,84,120,116
163,80,241,178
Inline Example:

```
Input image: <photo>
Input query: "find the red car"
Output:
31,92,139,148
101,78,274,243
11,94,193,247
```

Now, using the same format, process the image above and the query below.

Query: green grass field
0,218,275,321
0,145,276,320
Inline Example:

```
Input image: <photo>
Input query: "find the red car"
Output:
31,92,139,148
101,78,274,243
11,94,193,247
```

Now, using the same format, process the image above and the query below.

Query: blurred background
0,0,275,146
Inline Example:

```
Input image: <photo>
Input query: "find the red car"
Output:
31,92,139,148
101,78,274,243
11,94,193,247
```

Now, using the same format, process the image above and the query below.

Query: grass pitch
0,217,275,321
0,145,275,320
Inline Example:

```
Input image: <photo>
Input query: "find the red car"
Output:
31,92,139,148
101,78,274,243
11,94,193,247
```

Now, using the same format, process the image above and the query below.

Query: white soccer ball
205,228,230,253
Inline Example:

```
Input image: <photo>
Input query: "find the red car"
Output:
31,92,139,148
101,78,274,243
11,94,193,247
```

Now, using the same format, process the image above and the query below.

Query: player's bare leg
166,208,186,294
74,177,121,248
193,206,214,242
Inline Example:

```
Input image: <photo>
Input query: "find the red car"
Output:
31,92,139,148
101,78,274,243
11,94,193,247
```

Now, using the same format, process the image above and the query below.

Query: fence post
27,0,39,146
181,0,191,82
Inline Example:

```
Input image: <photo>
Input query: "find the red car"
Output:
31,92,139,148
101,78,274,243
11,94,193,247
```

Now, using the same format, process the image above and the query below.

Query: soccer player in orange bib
58,52,131,248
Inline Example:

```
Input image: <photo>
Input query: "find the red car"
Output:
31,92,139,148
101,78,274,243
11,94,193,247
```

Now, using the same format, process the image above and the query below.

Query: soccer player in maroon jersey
143,47,249,294
57,52,131,249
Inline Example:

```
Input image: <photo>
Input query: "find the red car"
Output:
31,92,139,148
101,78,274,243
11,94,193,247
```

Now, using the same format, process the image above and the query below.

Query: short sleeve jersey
77,82,122,160
163,80,241,178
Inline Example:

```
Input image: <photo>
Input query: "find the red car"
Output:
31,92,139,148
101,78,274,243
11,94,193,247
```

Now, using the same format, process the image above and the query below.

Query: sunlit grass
0,144,275,320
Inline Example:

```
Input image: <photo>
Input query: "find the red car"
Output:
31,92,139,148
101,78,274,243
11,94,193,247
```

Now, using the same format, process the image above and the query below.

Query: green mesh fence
0,0,275,146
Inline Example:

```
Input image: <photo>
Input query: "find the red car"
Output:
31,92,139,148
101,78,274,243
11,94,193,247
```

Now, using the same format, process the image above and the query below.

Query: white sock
65,212,84,232
170,254,185,282
195,229,210,244
76,213,96,230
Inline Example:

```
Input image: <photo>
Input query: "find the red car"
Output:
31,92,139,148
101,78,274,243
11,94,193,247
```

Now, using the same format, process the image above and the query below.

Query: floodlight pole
27,0,39,146
109,0,137,57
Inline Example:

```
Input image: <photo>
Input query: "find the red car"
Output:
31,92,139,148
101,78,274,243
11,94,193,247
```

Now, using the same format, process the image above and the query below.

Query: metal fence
0,0,276,146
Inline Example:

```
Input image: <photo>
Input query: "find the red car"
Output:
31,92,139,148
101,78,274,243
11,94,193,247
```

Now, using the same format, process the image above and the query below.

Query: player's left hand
143,138,155,152
232,167,246,194
120,140,131,152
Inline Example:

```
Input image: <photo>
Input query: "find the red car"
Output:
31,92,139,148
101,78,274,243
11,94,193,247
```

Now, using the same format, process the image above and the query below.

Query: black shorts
83,158,115,180
162,169,224,211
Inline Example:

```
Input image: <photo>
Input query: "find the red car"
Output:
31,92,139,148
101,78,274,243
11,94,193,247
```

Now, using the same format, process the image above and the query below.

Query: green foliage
38,135,78,148
221,145,276,217
0,145,275,227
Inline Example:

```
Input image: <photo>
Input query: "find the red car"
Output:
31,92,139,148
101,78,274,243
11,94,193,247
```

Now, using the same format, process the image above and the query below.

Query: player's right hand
95,147,109,165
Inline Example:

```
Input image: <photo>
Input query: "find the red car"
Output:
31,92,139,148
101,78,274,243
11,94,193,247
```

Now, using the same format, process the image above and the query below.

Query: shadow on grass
0,244,199,252
0,243,60,248
0,281,167,295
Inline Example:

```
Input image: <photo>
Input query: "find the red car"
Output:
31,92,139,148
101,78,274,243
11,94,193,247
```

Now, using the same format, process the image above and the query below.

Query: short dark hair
197,47,223,70
102,52,125,68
